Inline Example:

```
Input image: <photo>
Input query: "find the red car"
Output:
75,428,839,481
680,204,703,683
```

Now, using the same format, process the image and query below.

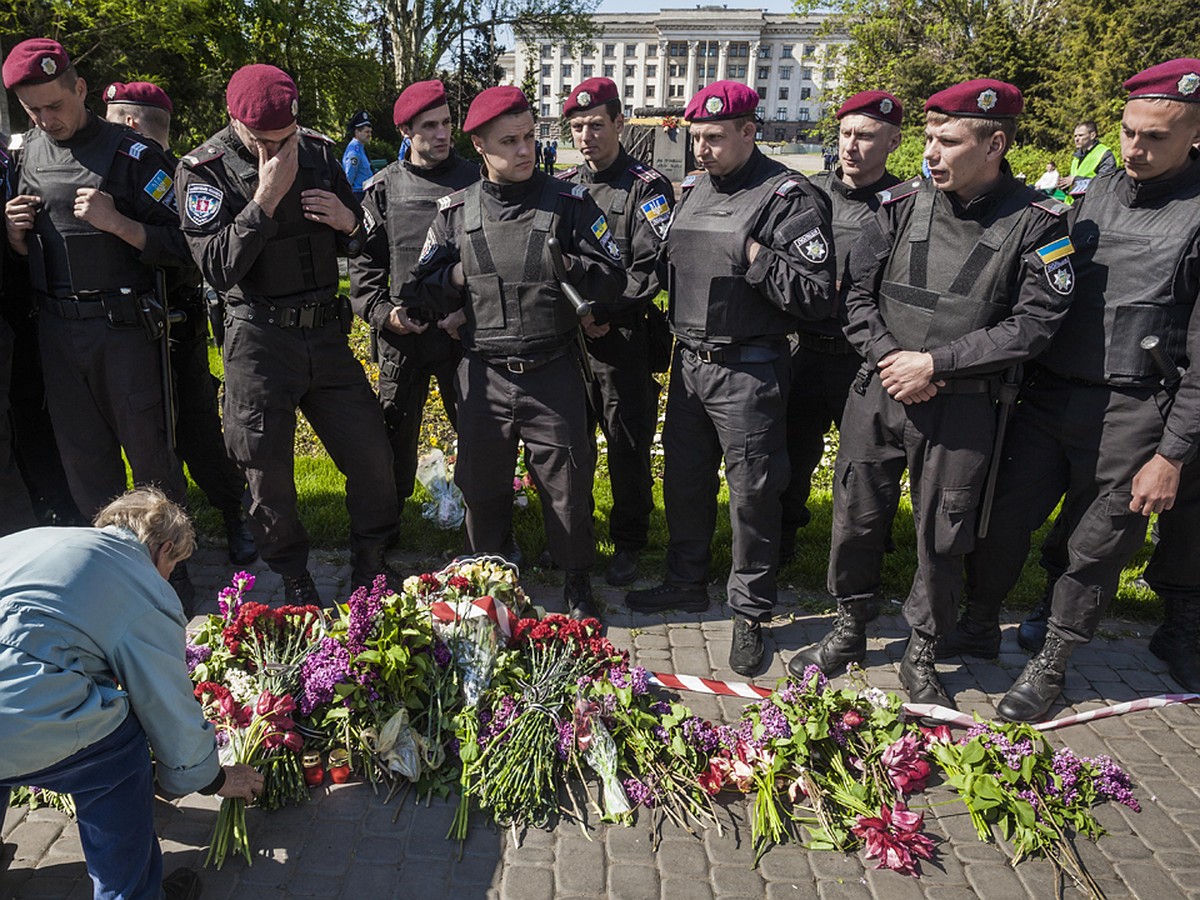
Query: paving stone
1116,861,1193,899
670,879,716,900
710,863,767,897
498,863,554,900
963,861,1028,899
554,833,605,894
756,845,813,883
1097,834,1154,861
335,862,401,899
815,880,872,900
5,820,66,864
283,873,344,897
653,837,709,877
805,849,865,881
607,863,660,899
863,866,927,900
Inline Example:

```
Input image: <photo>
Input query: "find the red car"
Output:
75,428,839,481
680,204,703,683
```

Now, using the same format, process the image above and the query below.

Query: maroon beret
925,79,1022,119
837,90,902,127
226,64,298,131
563,77,619,118
103,81,173,114
463,86,531,134
393,80,447,126
685,80,760,122
2,38,71,90
1125,59,1200,103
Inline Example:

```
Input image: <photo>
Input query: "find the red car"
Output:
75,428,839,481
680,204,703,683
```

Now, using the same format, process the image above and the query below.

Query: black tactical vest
459,179,578,356
876,179,1038,351
809,170,897,278
221,134,339,302
1040,173,1200,384
668,164,804,343
18,123,150,297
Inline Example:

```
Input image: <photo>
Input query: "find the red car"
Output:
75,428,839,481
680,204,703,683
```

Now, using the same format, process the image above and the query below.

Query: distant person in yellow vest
1057,120,1116,198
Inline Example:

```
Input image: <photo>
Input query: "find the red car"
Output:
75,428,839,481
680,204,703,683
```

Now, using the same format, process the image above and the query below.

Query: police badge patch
592,215,622,261
144,170,174,205
362,206,378,234
793,227,829,264
185,183,224,226
1046,258,1074,295
640,194,671,239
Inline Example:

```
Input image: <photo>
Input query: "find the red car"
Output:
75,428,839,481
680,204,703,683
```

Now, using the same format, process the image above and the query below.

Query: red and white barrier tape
649,672,1200,731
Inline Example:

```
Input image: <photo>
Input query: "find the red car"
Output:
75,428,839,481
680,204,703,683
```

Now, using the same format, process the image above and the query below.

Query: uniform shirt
175,124,363,302
10,114,190,295
349,152,480,334
406,170,627,328
556,148,674,324
342,137,372,194
844,171,1073,380
0,526,220,795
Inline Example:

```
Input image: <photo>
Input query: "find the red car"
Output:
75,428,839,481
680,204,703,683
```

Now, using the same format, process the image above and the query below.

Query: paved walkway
4,539,1199,899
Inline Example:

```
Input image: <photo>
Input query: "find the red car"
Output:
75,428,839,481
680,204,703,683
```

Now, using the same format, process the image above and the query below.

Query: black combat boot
605,548,640,586
729,616,765,677
283,572,321,607
1017,577,1058,652
936,597,1002,660
788,601,869,677
498,533,525,571
223,510,258,565
626,582,710,613
997,630,1075,722
169,562,197,617
351,544,400,592
564,570,600,620
1149,598,1200,693
898,631,954,709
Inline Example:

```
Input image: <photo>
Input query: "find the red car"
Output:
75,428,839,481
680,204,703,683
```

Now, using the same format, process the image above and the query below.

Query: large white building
499,7,848,142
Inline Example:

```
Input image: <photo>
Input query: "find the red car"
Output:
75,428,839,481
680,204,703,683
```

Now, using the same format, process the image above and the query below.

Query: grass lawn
185,288,1160,622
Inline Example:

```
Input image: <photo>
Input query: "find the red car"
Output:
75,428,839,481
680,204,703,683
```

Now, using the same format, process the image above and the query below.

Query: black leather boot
997,630,1075,722
788,601,868,677
564,570,599,620
351,544,400,592
899,631,954,708
729,616,765,677
626,582,710,613
936,599,1002,659
1017,577,1058,652
223,511,258,565
1149,598,1200,693
283,571,321,606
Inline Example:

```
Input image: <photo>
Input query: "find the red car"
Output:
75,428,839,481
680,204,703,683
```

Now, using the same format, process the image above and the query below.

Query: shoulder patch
554,166,578,180
561,183,588,199
120,140,150,160
299,126,335,145
185,182,223,226
591,214,623,261
1034,236,1074,265
7,132,25,151
1045,257,1074,295
681,174,699,190
629,162,664,184
1031,196,1070,216
774,178,803,197
437,190,467,211
878,177,924,205
180,144,225,169
639,194,672,240
143,169,176,209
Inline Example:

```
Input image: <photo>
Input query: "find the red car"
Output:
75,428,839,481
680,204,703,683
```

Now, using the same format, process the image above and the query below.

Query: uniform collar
1118,150,1200,206
55,111,102,148
828,166,898,201
710,146,766,194
481,169,544,201
578,147,629,185
402,149,463,177
944,161,1019,218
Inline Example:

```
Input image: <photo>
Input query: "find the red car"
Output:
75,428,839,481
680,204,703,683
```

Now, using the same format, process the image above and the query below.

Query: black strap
523,179,558,282
906,190,934,288
946,191,1028,296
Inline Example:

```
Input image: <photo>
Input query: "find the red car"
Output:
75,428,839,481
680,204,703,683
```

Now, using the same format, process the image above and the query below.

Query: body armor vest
1040,173,1200,384
668,164,803,344
222,135,339,302
459,179,577,357
876,181,1035,351
19,124,150,297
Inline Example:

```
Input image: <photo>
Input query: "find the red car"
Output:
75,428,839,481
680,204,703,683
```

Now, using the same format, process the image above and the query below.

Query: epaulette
681,173,700,190
7,132,26,151
118,137,152,161
180,143,225,169
299,126,335,145
1031,195,1070,216
629,161,665,184
554,166,578,180
363,170,386,191
561,183,588,199
774,178,803,197
878,177,923,205
437,189,467,211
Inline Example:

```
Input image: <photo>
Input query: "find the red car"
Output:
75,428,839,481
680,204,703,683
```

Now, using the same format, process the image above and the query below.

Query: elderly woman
0,488,262,900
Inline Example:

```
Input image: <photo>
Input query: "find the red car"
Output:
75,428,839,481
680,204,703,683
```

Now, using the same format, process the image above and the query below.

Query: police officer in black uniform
0,132,37,537
558,77,675,586
625,81,837,676
792,79,1075,709
2,42,190,537
103,79,257,566
175,64,399,604
349,80,479,519
960,60,1200,720
406,86,626,618
781,90,904,566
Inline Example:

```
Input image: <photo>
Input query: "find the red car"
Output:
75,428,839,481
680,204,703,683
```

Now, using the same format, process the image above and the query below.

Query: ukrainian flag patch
1035,236,1074,265
144,169,173,204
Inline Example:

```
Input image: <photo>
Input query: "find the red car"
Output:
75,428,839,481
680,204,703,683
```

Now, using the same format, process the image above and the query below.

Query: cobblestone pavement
4,539,1200,900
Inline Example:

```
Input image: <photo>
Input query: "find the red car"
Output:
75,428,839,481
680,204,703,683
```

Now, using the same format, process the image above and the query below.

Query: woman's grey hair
93,487,196,564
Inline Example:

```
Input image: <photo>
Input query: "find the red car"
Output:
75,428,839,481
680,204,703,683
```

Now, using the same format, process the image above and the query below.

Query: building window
582,64,593,77
778,87,789,100
562,64,572,78
731,42,749,57
757,45,771,58
647,44,658,57
541,103,550,116
562,84,571,94
729,65,746,78
603,64,614,78
625,43,637,56
669,42,686,56
625,104,633,116
776,106,787,120
625,65,635,78
801,67,813,80
805,44,816,56
541,84,550,96
624,85,634,98
669,63,681,77
781,45,793,58
645,84,655,98
757,104,766,119
801,87,812,100
603,44,615,57
757,66,770,81
780,66,792,80
799,108,810,121
541,64,551,77
540,123,550,137
825,67,836,80
756,86,767,100
561,44,571,56
775,128,785,140
704,65,715,78
668,84,684,98
646,64,657,78
540,44,552,58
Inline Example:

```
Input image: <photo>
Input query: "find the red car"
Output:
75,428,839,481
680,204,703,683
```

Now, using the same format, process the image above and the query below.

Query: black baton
546,238,592,318
977,365,1021,540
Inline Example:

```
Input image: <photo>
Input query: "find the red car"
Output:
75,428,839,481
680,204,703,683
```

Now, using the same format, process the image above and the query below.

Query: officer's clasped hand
4,194,41,253
386,305,428,335
878,350,944,405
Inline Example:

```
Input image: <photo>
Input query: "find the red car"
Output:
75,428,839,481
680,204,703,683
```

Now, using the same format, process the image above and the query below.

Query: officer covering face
625,80,837,678
404,86,626,620
175,64,400,606
793,79,1076,713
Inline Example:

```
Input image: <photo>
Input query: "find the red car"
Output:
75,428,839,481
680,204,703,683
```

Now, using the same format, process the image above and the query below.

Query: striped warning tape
649,672,1200,731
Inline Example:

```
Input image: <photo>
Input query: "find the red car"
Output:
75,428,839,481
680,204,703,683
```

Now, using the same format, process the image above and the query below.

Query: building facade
498,7,848,142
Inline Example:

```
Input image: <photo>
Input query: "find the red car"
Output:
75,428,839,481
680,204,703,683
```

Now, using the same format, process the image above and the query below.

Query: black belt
792,330,854,355
937,377,995,395
39,291,142,323
227,298,342,328
476,346,570,374
681,342,782,364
